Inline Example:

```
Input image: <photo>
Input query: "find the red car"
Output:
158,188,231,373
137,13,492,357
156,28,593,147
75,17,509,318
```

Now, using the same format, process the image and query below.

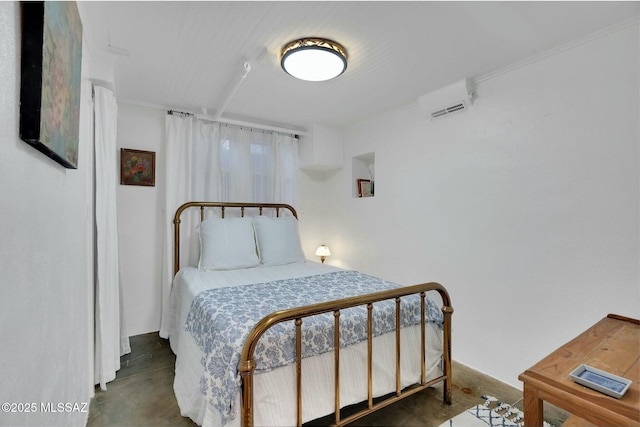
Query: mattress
169,262,444,427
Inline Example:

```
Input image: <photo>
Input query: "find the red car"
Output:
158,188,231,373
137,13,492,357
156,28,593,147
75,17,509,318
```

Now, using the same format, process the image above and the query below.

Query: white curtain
159,116,298,338
93,85,130,390
272,131,298,205
218,125,298,204
160,115,221,337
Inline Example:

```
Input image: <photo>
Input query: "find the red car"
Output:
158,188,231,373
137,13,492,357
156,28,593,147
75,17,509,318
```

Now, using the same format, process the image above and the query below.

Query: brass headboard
173,201,298,276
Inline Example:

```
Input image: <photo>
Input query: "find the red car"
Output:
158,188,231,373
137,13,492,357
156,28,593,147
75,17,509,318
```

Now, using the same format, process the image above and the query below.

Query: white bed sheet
169,261,444,427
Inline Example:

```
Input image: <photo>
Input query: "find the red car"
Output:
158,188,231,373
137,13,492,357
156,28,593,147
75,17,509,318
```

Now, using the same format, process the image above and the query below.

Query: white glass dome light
281,38,348,82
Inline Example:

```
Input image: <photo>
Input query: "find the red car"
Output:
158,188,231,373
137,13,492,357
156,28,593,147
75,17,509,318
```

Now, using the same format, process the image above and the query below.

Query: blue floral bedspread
184,270,443,423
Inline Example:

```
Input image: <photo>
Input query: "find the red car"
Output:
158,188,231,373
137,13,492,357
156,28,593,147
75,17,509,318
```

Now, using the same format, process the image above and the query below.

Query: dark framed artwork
19,1,83,169
120,149,156,187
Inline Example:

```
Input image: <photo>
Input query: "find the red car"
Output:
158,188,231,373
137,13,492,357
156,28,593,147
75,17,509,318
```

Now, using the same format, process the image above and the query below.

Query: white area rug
438,395,554,427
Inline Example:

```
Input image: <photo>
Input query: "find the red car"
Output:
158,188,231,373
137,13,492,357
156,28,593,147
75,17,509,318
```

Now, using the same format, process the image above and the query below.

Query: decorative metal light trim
281,38,348,81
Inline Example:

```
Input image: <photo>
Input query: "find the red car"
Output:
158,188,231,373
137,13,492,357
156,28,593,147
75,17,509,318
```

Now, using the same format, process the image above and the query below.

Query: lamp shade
281,38,347,82
315,245,331,257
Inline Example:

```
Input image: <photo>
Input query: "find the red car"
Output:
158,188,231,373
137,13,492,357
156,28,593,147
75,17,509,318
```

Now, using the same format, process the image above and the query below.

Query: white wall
299,22,639,388
116,103,165,336
0,3,94,425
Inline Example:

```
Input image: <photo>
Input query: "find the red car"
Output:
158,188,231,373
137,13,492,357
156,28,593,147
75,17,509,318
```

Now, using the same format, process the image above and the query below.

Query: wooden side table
518,314,639,426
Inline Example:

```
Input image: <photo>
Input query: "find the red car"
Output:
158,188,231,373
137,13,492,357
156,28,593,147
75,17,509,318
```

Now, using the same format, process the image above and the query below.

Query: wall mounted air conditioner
419,78,474,120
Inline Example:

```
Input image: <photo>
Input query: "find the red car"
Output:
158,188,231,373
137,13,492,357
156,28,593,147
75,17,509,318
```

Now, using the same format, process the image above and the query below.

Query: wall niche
352,152,375,198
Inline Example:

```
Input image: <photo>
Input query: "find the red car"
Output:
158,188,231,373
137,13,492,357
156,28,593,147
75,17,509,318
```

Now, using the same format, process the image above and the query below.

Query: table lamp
315,245,331,263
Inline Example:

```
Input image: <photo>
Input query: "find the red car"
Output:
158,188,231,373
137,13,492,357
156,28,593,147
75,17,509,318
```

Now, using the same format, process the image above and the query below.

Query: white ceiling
79,1,639,132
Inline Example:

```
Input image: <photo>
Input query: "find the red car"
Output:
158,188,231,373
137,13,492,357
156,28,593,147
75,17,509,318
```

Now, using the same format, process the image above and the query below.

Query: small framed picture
357,179,373,197
120,148,155,186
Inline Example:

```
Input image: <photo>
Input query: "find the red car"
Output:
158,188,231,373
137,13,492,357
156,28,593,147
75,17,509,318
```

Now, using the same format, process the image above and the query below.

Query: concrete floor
88,333,568,427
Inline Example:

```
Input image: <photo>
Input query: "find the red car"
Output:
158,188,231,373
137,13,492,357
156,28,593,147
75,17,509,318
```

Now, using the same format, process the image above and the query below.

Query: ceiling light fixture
281,38,348,82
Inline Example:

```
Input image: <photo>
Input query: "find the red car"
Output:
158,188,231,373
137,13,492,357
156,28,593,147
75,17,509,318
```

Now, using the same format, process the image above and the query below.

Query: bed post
238,359,256,427
442,305,454,404
173,215,181,277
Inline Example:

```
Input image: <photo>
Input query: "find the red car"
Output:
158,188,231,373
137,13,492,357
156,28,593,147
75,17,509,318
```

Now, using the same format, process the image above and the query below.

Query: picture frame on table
357,179,373,197
120,148,156,187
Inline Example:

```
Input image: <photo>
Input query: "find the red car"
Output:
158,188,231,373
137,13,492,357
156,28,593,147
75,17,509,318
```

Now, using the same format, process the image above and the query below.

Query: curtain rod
167,109,306,138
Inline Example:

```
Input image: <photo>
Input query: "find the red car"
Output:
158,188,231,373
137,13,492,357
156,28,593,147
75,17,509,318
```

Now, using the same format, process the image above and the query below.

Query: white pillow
253,216,306,266
198,217,259,270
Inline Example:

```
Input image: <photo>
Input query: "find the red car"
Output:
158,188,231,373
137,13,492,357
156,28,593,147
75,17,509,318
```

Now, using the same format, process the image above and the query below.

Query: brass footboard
238,282,453,427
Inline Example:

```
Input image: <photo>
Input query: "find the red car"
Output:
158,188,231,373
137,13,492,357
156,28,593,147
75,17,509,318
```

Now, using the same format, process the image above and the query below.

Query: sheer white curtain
160,115,221,337
159,116,299,338
219,125,298,205
272,131,298,205
93,85,130,390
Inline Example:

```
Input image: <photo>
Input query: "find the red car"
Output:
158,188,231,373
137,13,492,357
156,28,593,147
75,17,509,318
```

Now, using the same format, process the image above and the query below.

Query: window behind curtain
250,140,272,203
218,125,297,206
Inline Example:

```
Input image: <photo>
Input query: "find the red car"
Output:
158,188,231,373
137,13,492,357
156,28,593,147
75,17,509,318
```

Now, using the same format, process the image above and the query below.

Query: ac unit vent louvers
431,103,466,119
419,79,473,121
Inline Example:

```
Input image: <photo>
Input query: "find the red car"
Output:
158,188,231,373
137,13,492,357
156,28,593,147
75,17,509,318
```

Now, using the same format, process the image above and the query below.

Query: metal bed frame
173,201,453,427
